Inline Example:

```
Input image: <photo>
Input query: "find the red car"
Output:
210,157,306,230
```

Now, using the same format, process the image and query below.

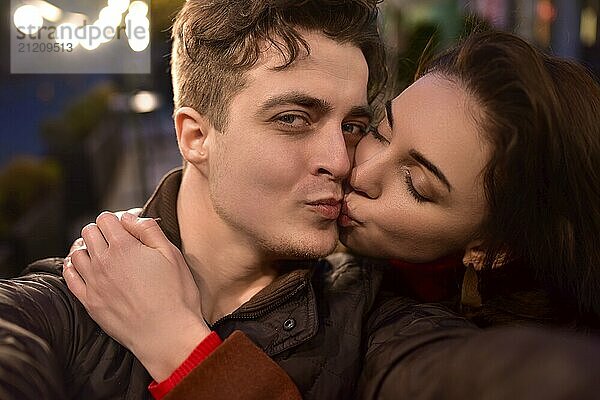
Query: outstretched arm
360,296,600,399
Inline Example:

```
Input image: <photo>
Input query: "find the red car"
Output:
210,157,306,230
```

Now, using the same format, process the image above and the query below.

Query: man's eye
342,123,367,137
276,114,309,128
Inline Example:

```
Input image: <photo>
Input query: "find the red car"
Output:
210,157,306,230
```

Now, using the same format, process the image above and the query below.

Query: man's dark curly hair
171,0,386,129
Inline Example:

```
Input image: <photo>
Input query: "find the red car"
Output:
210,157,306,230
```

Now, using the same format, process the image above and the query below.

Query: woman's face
340,74,490,262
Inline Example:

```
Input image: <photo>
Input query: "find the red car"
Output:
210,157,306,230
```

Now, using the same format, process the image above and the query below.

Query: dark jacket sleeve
0,259,77,399
360,295,600,400
163,331,302,400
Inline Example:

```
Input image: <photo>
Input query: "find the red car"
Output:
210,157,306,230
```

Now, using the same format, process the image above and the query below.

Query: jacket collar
140,168,315,322
140,168,183,249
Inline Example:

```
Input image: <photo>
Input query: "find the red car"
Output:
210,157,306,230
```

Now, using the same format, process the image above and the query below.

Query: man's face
208,32,370,259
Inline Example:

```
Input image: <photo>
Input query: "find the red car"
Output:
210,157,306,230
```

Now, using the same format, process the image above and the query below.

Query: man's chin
291,240,338,259
256,227,337,260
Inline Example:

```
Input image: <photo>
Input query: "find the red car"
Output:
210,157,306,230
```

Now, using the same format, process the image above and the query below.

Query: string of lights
13,0,150,52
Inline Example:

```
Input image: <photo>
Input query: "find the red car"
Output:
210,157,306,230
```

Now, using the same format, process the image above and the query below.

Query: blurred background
0,0,598,277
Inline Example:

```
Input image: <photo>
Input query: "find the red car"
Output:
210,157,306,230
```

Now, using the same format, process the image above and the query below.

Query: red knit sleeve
148,331,222,399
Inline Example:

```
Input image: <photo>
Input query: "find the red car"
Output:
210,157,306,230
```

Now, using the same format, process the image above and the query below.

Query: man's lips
338,201,362,227
307,198,342,220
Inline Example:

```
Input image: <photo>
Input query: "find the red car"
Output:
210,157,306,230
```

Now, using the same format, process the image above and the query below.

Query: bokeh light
128,1,149,17
13,5,44,35
126,13,150,52
108,0,131,15
130,91,160,113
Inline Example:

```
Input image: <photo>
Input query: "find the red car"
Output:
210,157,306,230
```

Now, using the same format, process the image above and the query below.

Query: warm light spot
108,0,131,14
130,91,161,113
537,0,557,22
581,7,597,47
13,5,44,35
126,13,150,52
128,1,149,17
34,0,63,22
62,12,88,26
99,6,123,28
128,35,150,52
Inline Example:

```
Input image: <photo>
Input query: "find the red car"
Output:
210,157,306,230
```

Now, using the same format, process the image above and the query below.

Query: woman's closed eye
403,168,431,203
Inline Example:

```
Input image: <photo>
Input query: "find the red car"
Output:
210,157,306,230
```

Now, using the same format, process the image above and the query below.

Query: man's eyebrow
258,92,334,114
409,149,452,192
385,99,394,129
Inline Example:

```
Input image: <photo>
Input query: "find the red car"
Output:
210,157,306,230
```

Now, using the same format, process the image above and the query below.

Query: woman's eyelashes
369,126,433,204
365,127,428,203
403,168,430,203
369,127,390,144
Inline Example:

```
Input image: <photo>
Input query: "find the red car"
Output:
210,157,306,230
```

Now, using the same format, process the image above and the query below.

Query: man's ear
174,107,217,171
462,240,508,270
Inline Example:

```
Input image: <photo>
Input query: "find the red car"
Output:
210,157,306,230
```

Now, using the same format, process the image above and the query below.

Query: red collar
387,255,465,302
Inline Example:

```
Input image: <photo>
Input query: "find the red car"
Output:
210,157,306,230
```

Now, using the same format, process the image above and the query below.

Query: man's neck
177,168,279,324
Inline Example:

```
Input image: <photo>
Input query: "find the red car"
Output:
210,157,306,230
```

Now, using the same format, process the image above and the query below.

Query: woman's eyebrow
348,105,373,121
409,149,452,192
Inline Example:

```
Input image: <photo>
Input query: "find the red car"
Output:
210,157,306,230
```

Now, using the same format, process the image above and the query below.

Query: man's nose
311,125,351,181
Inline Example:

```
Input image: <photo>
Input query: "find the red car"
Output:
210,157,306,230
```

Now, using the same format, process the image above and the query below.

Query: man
64,0,390,396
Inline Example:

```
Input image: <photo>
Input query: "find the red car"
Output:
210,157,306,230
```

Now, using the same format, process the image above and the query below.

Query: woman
67,30,600,398
341,30,600,328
